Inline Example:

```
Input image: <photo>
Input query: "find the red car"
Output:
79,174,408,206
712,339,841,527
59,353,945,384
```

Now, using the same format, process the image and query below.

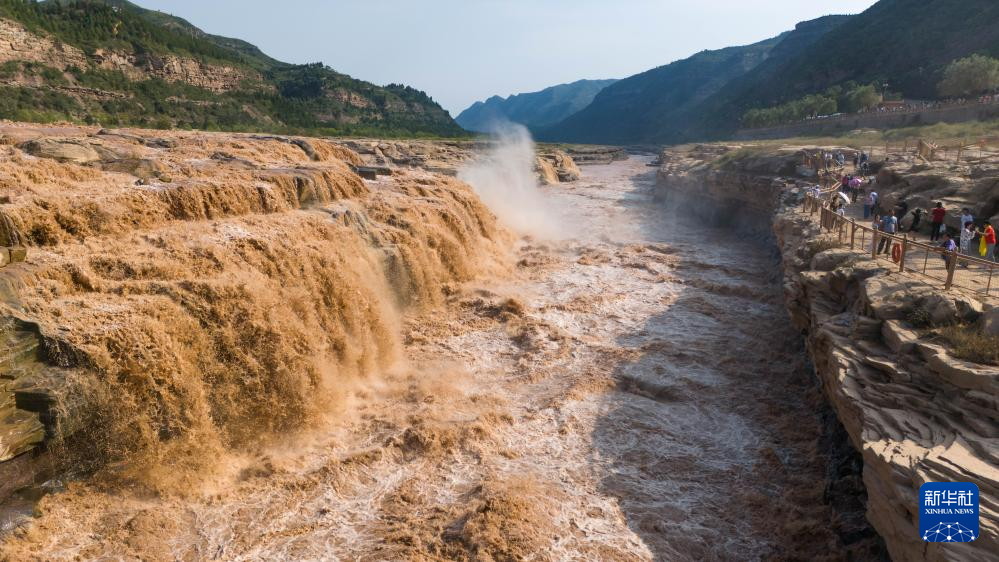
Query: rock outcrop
657,143,999,562
537,149,581,183
337,139,583,185
564,145,629,165
774,211,998,562
0,19,255,93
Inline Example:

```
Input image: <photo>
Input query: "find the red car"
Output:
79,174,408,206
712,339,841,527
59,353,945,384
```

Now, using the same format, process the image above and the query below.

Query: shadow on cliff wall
585,166,886,559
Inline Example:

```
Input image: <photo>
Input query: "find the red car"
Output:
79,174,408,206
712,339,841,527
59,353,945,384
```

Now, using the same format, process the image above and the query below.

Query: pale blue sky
137,0,879,114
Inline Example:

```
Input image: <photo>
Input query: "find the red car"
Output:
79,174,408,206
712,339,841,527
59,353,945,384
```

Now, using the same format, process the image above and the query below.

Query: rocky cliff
0,18,254,93
657,144,999,562
0,0,464,137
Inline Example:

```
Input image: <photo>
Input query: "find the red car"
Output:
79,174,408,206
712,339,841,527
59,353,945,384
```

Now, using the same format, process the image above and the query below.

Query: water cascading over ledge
0,127,509,497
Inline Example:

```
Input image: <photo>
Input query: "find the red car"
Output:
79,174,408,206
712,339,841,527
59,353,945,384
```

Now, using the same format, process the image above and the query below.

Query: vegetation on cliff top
741,83,883,128
0,0,467,137
541,0,999,145
938,55,999,98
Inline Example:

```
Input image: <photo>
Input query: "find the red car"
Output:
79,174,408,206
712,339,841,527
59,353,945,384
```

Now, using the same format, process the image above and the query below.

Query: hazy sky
137,0,878,115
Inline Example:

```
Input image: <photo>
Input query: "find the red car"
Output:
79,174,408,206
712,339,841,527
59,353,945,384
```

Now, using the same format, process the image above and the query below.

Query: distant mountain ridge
540,0,999,145
0,0,465,137
539,15,849,145
456,79,617,133
688,0,999,140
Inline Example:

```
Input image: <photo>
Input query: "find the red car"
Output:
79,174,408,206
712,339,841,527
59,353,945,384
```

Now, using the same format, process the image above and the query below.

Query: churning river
1,156,860,561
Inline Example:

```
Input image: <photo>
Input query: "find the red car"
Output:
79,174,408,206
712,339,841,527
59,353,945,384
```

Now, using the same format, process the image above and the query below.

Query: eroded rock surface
658,143,999,562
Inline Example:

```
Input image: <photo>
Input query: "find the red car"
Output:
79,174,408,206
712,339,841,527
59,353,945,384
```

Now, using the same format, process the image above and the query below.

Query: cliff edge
657,144,999,562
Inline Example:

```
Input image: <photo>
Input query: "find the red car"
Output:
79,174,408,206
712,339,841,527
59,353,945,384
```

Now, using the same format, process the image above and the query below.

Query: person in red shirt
982,222,997,262
930,202,947,242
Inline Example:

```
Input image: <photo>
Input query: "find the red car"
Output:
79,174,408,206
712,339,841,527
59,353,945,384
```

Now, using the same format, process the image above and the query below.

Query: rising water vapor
459,123,566,239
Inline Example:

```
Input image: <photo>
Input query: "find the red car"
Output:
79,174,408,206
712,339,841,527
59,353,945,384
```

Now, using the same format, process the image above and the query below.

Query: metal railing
803,194,999,296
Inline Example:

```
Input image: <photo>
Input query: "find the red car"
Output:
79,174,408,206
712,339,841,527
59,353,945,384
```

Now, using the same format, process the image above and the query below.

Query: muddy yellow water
1,157,848,561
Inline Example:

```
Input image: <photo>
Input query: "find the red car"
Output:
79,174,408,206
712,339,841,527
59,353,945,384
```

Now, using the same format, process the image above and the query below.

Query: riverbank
656,143,999,562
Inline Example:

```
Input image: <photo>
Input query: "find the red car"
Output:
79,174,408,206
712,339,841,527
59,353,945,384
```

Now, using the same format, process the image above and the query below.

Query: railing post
899,234,908,272
850,219,856,250
945,249,958,289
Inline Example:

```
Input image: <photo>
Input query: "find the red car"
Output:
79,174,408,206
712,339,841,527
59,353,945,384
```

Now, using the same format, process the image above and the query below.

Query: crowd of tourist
815,159,999,265
802,95,999,124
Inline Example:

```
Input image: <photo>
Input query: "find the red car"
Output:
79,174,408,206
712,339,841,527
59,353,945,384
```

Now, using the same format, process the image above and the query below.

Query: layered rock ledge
332,138,584,185
657,144,999,562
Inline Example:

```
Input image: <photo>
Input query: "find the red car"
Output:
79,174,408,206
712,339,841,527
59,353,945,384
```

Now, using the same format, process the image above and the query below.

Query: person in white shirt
961,221,975,266
865,191,878,219
960,208,974,230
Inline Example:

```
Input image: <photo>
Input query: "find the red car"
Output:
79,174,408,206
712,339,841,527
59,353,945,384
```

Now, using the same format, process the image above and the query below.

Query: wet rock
102,158,167,180
537,149,581,182
18,139,100,164
97,129,176,149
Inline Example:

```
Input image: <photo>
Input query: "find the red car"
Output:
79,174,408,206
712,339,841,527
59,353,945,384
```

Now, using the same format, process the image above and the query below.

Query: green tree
841,84,882,112
938,55,999,97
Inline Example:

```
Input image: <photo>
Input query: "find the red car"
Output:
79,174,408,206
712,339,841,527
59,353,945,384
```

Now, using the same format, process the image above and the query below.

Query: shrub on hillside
938,55,999,97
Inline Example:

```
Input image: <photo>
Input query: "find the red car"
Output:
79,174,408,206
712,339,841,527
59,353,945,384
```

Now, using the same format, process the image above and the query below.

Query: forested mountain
688,0,999,139
539,16,848,145
456,79,617,133
543,0,999,145
0,0,465,137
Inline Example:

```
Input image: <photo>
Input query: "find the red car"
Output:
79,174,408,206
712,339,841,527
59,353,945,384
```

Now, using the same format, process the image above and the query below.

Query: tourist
878,210,898,254
895,199,909,221
941,233,957,269
929,202,946,242
982,222,997,262
865,189,878,219
849,176,862,202
871,214,881,252
910,208,923,233
960,208,974,229
837,151,845,166
961,221,976,265
853,153,859,169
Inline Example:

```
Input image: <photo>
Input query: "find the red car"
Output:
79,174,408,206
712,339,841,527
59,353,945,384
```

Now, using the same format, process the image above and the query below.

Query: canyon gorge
0,125,994,561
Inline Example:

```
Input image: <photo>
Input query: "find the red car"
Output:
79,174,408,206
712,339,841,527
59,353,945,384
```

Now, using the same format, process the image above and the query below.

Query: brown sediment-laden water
0,141,876,560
